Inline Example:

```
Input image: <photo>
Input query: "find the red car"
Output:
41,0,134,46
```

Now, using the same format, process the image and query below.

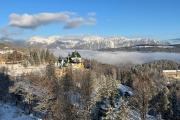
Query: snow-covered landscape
27,35,168,49
0,103,40,120
0,1,180,120
0,64,46,77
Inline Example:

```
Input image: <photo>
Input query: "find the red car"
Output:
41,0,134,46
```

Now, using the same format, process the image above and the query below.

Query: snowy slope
28,36,60,45
27,35,166,49
0,103,40,120
0,64,46,77
118,84,133,96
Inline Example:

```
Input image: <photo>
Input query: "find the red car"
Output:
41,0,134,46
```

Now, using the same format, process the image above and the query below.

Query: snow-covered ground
0,103,40,120
0,64,46,76
118,84,133,96
0,64,48,120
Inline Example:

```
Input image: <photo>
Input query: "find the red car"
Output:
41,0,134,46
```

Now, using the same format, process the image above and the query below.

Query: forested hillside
1,57,179,120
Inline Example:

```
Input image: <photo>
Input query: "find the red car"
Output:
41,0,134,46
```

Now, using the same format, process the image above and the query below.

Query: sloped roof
71,51,81,58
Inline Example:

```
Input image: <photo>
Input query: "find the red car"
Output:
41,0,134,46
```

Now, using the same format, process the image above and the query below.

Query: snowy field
0,64,46,77
0,103,40,120
52,49,180,65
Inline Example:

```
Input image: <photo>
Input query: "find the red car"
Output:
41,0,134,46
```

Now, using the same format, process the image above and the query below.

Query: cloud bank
9,12,96,29
52,49,180,65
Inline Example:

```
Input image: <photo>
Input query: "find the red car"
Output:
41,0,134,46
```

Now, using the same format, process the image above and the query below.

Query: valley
0,43,179,120
52,49,180,65
0,1,180,119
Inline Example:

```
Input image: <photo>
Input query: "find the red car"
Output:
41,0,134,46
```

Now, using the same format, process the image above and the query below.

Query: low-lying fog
52,49,180,65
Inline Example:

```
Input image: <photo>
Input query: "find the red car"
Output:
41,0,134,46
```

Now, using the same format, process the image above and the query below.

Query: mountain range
27,35,169,49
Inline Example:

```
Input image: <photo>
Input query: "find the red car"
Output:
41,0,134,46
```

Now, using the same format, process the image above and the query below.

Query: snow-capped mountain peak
28,36,60,45
27,35,166,49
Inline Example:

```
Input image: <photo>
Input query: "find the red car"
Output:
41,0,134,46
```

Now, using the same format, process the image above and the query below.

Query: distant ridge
167,38,180,44
27,35,169,50
0,37,26,48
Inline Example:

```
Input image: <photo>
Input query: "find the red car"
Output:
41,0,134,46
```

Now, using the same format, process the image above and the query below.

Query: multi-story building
55,51,84,77
163,70,180,79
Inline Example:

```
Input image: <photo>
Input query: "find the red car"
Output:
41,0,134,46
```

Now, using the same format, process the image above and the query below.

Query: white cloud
9,12,96,29
64,17,84,29
64,17,96,29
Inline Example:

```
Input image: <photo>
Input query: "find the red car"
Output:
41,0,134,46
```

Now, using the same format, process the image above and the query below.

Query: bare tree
116,101,129,120
132,73,153,120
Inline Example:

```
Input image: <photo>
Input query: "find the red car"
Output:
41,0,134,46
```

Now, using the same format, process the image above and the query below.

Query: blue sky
0,0,180,40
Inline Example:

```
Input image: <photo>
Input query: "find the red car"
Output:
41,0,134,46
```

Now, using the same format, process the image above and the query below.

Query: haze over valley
52,49,180,65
